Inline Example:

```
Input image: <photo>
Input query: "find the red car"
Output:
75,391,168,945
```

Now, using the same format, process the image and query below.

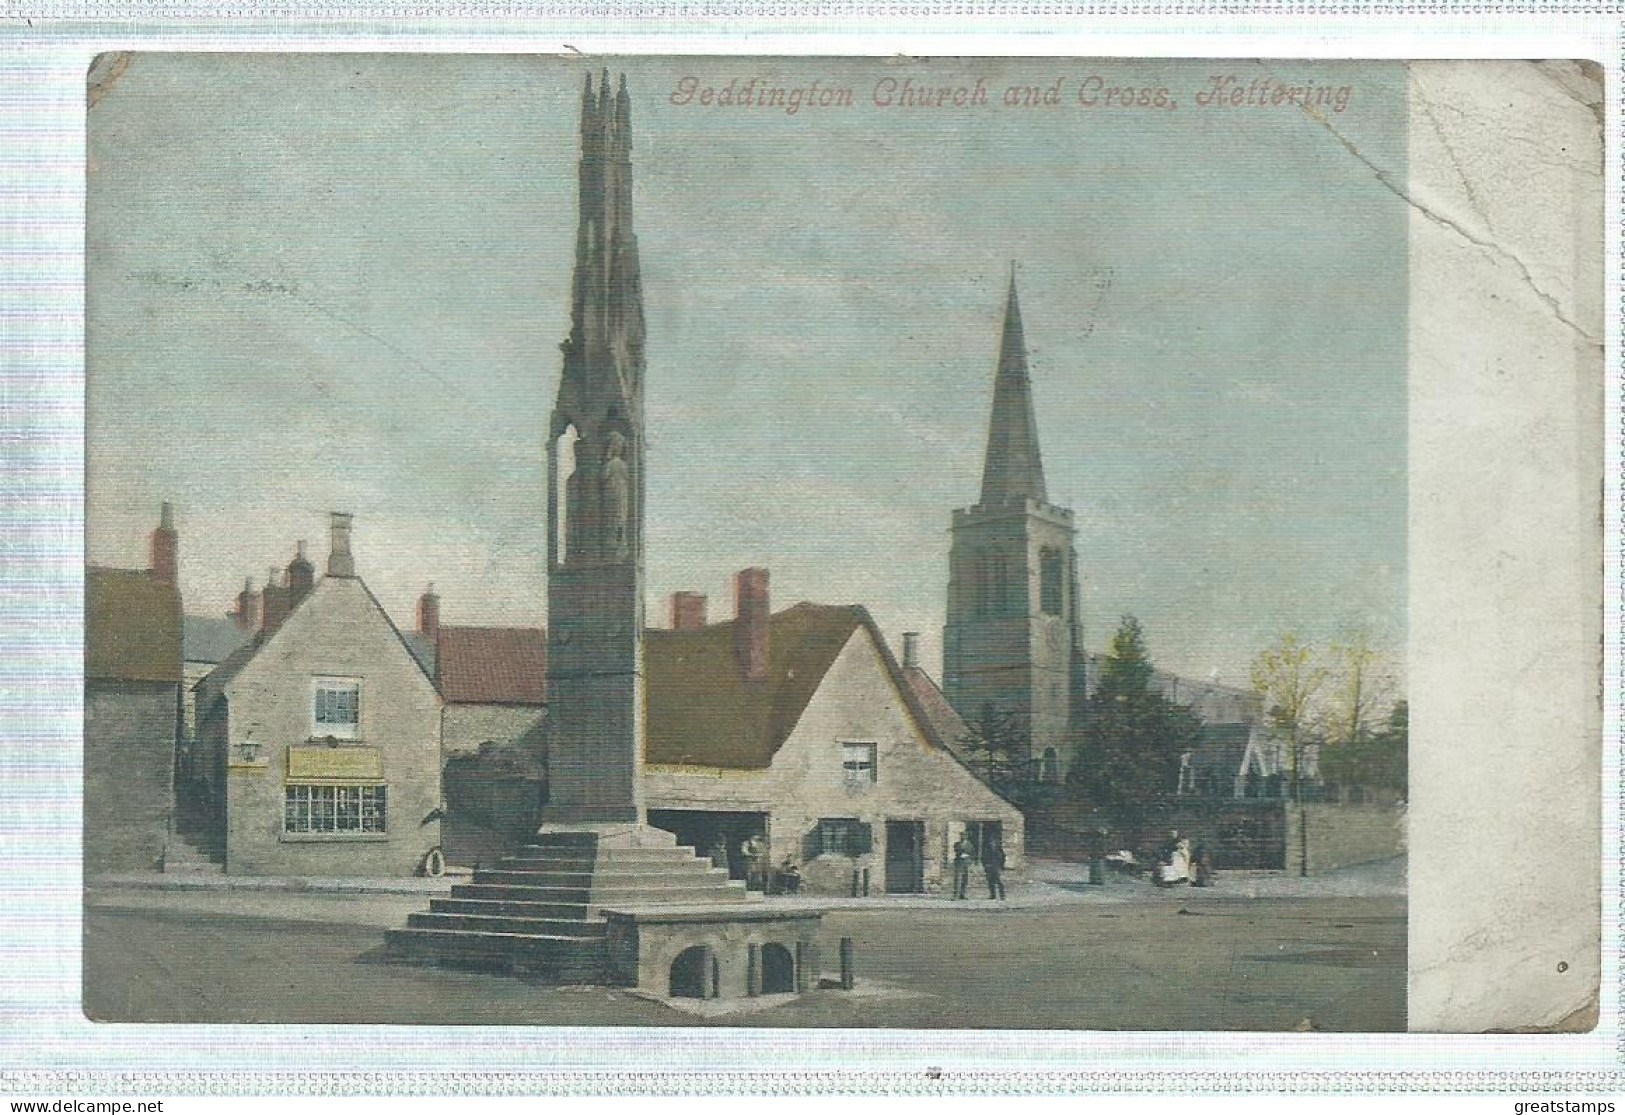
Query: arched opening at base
669,946,711,999
761,943,795,994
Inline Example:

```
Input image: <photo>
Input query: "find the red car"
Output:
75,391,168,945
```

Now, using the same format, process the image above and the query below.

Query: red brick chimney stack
733,568,770,682
417,583,441,642
669,591,708,630
149,501,178,583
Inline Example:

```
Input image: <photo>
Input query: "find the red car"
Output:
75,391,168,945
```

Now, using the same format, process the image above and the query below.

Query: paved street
83,859,1404,1031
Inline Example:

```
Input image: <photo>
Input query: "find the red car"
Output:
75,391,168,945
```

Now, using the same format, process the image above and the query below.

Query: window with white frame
312,678,360,739
284,784,387,834
841,742,877,787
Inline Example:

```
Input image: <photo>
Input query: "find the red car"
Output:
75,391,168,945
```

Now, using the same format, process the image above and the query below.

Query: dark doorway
669,946,711,999
884,819,925,894
963,820,1002,865
761,943,795,994
648,808,770,887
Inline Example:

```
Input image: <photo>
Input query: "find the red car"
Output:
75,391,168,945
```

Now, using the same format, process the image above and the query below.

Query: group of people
1153,829,1214,888
709,833,801,894
951,834,1006,900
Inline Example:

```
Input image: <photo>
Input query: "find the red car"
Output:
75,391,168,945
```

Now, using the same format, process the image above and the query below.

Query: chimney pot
327,512,356,577
260,566,288,634
235,575,260,630
902,632,921,670
733,568,770,682
669,591,708,630
286,539,315,605
149,501,178,583
417,583,441,642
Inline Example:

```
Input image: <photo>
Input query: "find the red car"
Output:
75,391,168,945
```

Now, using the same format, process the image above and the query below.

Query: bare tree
1322,630,1394,747
1251,631,1327,876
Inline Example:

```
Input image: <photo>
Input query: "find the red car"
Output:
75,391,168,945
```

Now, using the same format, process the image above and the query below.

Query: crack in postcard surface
1304,79,1599,350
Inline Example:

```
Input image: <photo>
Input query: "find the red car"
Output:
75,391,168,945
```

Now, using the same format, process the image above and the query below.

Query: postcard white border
1,9,1618,1092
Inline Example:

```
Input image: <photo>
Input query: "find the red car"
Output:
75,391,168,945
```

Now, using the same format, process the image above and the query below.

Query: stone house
644,570,1025,897
193,514,442,876
85,518,184,875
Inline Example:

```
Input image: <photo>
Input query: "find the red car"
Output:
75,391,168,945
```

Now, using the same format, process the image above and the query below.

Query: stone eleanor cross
388,73,823,996
543,69,650,831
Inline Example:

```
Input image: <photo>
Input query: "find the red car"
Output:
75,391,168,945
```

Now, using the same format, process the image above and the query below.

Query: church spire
978,267,1048,506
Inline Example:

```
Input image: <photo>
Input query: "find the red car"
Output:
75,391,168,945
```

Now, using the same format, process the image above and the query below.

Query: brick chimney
733,568,770,682
260,567,287,634
417,583,440,642
669,591,707,631
902,631,921,670
149,501,177,583
286,540,315,607
234,576,259,630
327,512,355,577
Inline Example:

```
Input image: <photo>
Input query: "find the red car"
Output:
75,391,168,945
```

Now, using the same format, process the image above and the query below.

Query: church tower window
1040,547,1063,616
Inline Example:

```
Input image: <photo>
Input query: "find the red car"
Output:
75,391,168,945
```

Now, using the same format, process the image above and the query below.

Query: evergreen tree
1071,616,1202,824
958,702,1032,805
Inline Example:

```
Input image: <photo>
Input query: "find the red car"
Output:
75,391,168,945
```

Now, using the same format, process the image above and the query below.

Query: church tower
544,70,648,825
943,272,1086,781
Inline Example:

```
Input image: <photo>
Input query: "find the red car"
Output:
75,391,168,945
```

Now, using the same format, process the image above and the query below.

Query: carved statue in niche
601,429,631,560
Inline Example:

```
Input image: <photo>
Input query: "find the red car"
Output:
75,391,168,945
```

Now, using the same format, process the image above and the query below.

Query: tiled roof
86,567,182,684
901,664,970,751
436,626,548,706
645,603,868,770
182,614,253,665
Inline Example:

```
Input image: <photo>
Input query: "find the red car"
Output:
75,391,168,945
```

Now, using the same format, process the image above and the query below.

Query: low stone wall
1027,798,1288,870
1285,801,1406,874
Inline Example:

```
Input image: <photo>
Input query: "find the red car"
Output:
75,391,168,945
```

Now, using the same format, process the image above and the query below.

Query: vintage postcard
27,38,1608,1083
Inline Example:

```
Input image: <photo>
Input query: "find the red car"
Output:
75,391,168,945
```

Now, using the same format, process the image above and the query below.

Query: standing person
707,835,729,871
1192,841,1214,887
952,835,971,900
741,832,766,892
984,837,1006,900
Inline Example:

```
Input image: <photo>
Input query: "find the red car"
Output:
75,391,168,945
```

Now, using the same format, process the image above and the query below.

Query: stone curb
86,873,458,895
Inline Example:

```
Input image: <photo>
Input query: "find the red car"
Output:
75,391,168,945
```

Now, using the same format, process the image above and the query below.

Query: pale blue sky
87,55,1407,685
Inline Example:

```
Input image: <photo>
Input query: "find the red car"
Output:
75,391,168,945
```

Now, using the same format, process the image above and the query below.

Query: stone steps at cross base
431,897,590,920
469,867,733,888
384,829,756,980
406,912,608,939
381,926,613,982
484,850,726,869
449,881,752,905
